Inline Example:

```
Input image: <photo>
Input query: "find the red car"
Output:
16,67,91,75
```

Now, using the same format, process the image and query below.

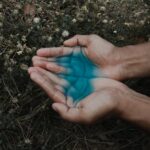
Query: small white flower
12,97,18,103
62,30,69,37
124,22,133,27
24,138,31,144
102,19,108,24
0,4,3,9
16,4,22,9
7,67,13,72
0,22,3,28
55,28,60,32
113,30,117,34
0,36,4,41
0,12,4,20
72,18,77,23
33,17,40,24
17,42,23,49
21,35,27,42
37,7,42,13
100,6,106,11
47,36,53,42
13,9,19,15
17,51,23,55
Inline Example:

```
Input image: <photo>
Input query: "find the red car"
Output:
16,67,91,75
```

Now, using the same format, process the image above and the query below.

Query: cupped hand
31,46,108,103
33,34,123,81
28,67,128,123
28,63,111,106
63,34,123,80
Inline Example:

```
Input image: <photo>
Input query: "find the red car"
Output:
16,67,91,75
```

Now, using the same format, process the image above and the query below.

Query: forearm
118,42,150,79
118,91,150,130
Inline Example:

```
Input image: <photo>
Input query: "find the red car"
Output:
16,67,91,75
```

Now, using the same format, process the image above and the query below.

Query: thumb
52,103,68,113
52,103,84,122
64,35,90,47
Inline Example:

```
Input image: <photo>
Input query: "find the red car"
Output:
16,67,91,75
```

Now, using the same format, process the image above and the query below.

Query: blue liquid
53,47,102,102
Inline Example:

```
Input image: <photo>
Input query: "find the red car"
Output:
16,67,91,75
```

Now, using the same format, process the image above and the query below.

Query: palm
48,46,103,103
63,35,121,80
63,35,115,67
30,46,106,105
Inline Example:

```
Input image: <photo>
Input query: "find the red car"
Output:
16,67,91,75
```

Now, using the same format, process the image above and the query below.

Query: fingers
37,47,73,57
32,56,49,68
46,62,66,73
64,35,90,47
28,68,66,103
36,67,68,86
32,57,66,73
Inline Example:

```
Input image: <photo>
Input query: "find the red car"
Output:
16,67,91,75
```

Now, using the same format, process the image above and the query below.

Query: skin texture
29,34,150,129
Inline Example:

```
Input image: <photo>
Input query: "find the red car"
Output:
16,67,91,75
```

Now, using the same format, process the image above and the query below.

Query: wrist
116,89,150,129
114,43,150,80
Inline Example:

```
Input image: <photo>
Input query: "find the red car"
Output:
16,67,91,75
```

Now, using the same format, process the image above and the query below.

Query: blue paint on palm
55,47,101,102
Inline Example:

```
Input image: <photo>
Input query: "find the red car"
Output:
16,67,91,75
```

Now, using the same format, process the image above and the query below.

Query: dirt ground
0,0,150,150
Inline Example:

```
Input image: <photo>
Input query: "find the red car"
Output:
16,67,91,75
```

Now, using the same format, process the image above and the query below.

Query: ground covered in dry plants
0,0,150,150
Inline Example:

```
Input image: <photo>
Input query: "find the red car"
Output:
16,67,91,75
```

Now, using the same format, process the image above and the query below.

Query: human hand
64,35,150,80
32,34,124,81
28,57,114,106
31,46,107,104
63,34,123,80
28,66,128,123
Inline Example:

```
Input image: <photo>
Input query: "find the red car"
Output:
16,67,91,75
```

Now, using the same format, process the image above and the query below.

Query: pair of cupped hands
28,34,133,124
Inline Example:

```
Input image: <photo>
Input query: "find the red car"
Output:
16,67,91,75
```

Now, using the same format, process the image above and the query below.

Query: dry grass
0,0,150,150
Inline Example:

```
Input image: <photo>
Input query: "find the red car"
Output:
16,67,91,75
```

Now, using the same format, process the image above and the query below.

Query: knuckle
41,75,48,85
52,90,59,100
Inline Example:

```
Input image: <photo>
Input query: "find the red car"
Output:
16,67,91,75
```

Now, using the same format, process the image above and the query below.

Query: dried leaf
24,3,35,17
